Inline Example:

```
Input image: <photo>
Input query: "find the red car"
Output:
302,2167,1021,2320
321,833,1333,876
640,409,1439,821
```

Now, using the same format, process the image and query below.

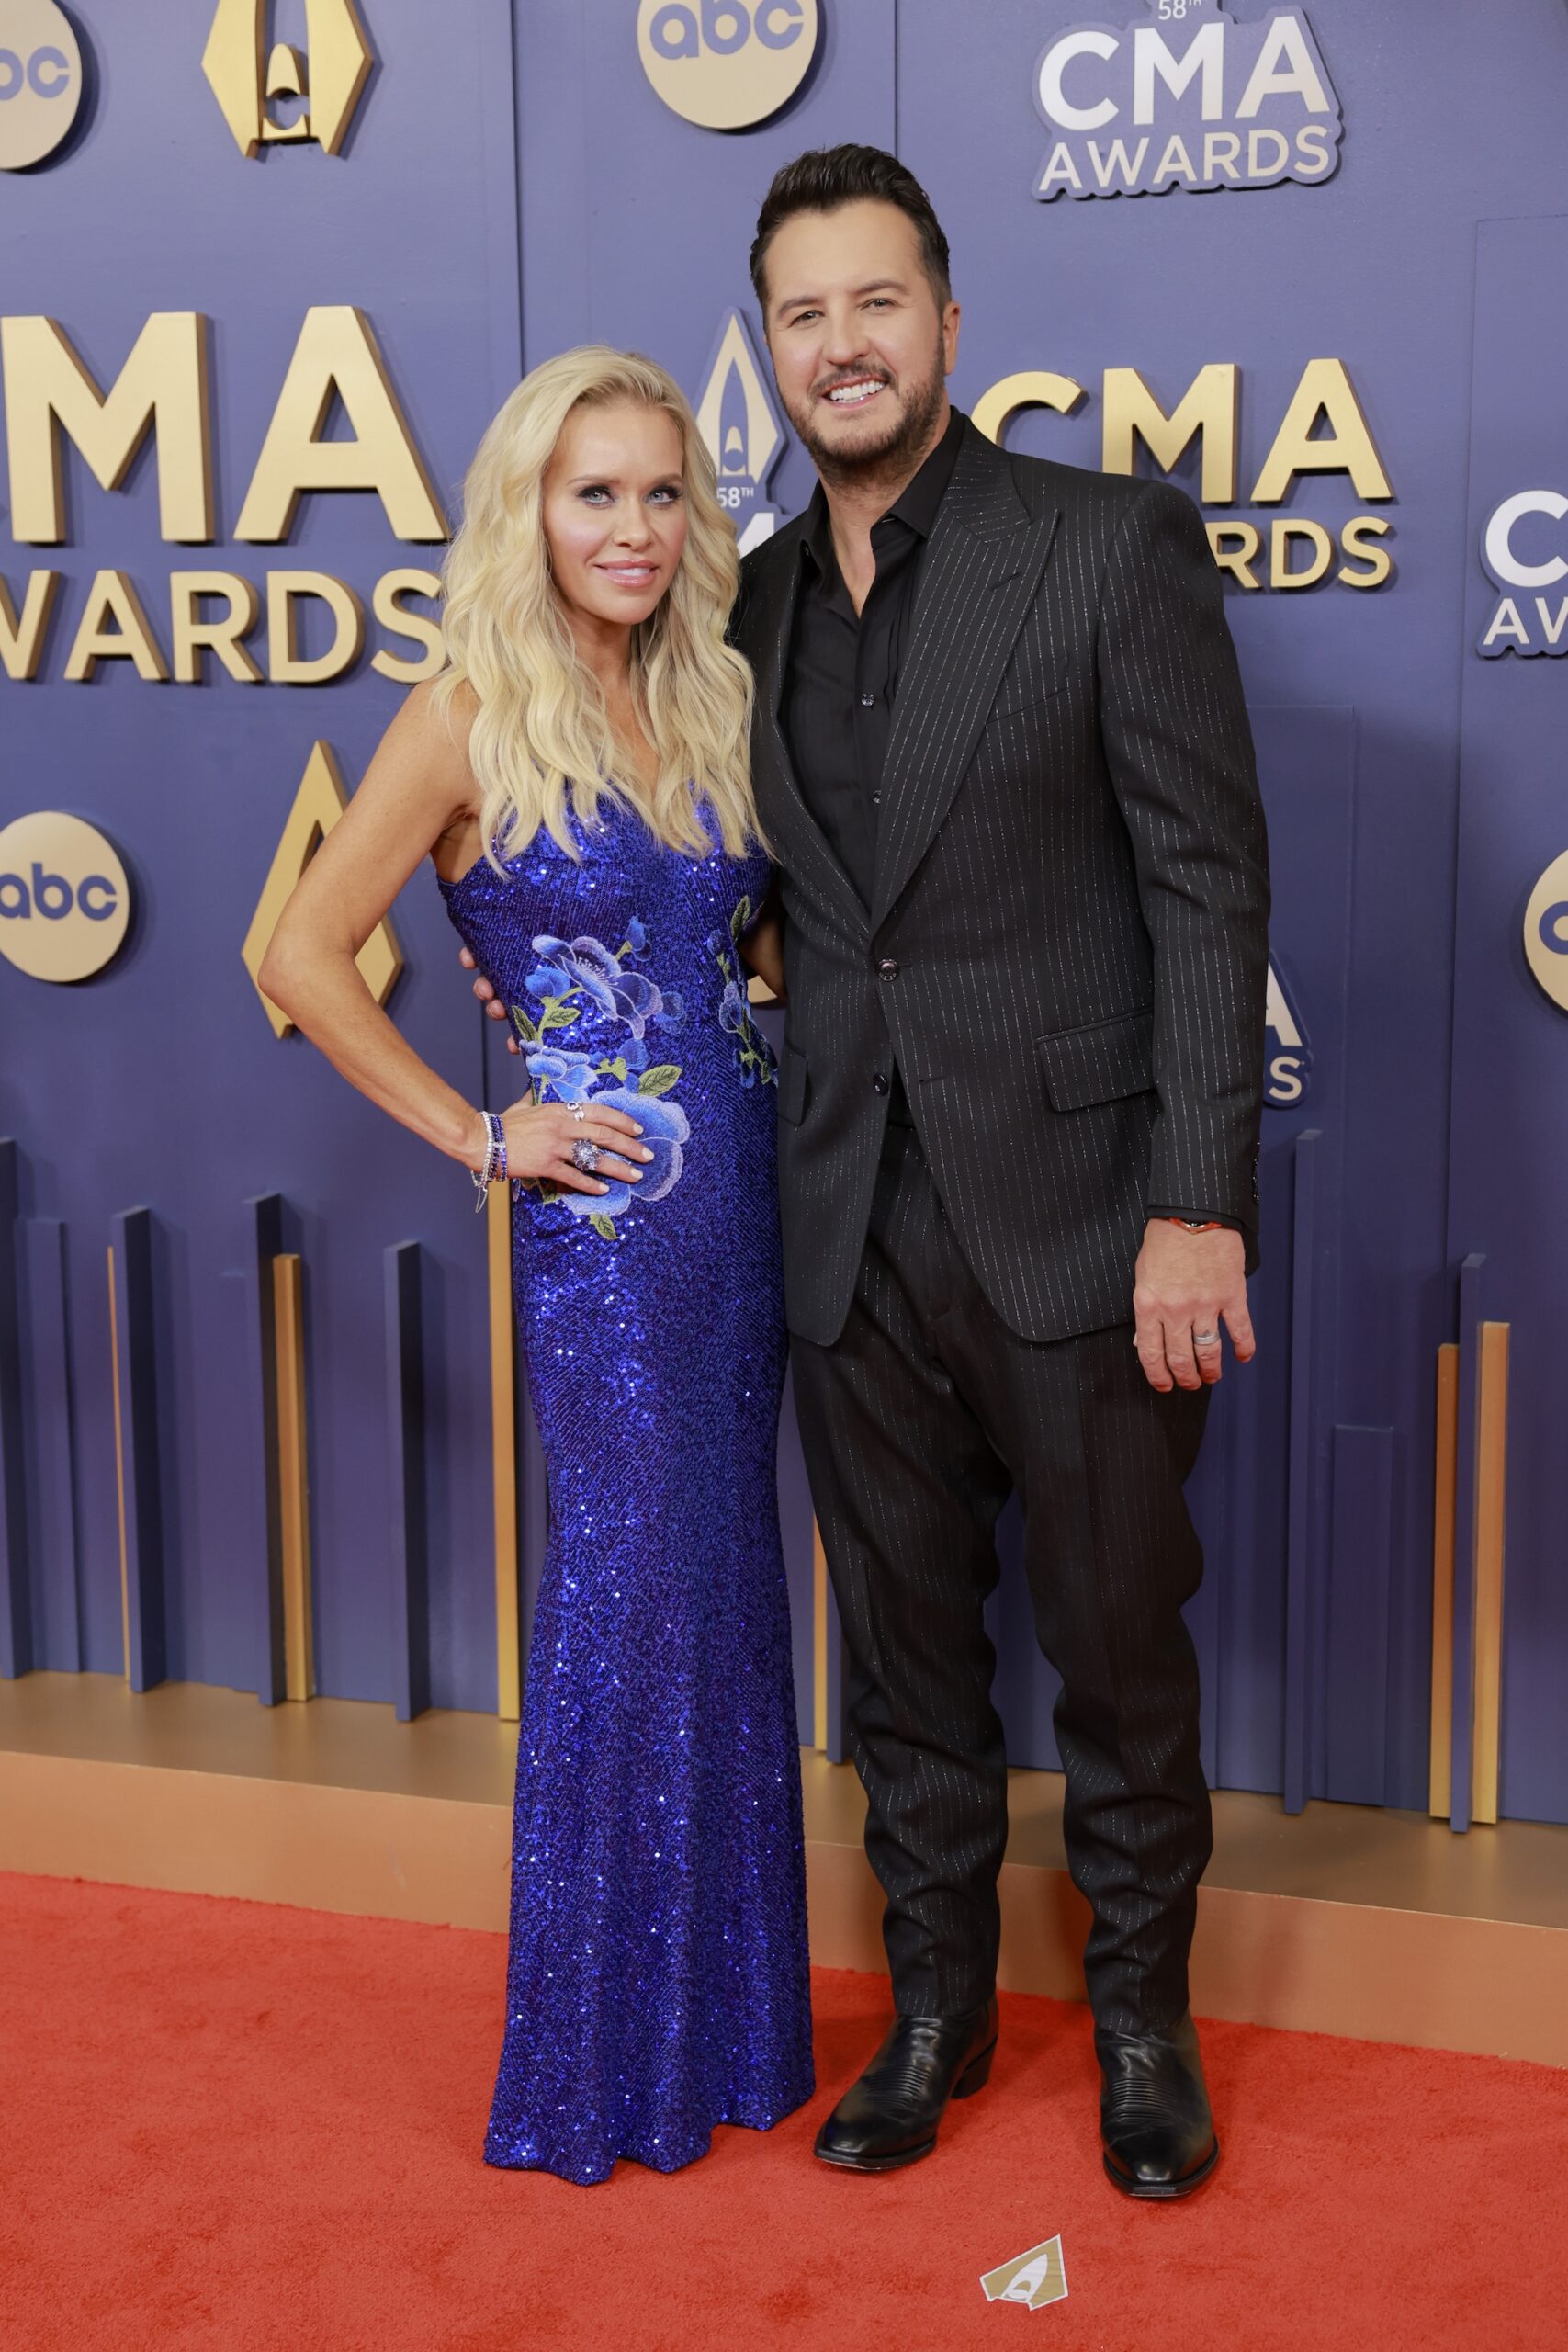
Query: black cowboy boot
814,1996,998,2173
1096,2010,1219,2199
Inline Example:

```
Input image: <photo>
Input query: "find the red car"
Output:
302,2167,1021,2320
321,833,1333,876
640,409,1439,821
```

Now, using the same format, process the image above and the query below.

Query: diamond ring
570,1138,601,1174
569,1102,587,1124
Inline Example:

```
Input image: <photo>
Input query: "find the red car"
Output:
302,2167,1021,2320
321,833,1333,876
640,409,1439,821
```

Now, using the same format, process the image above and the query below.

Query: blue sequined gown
439,799,813,2185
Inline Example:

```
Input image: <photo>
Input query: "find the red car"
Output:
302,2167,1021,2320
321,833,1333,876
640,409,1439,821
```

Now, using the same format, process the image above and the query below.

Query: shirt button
877,957,899,979
860,691,876,707
871,791,882,807
872,1072,890,1095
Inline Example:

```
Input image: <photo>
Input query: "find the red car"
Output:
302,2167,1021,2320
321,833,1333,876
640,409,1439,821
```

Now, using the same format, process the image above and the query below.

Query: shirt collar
800,405,968,580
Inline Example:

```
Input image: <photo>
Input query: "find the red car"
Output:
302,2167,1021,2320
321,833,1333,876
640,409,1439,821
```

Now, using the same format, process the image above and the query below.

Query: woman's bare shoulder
397,673,479,771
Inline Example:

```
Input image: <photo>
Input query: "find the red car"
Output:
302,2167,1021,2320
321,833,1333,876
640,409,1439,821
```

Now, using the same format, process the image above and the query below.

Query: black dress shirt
779,405,1235,1226
783,405,965,916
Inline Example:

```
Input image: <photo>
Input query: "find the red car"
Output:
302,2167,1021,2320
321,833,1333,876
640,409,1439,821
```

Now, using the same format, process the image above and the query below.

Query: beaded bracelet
470,1111,507,1213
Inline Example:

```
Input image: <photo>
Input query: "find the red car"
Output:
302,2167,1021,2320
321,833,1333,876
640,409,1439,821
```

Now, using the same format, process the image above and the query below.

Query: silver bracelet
470,1110,507,1212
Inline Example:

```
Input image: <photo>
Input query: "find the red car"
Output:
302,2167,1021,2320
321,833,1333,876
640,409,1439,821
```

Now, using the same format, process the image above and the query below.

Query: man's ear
943,300,962,372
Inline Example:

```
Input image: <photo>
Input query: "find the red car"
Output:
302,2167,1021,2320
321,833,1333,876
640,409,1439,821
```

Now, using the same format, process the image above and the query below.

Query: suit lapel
747,532,871,937
870,426,1061,934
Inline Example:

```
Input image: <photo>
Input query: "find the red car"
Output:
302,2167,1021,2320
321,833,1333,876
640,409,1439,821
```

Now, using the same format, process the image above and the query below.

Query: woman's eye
579,485,612,503
649,485,683,505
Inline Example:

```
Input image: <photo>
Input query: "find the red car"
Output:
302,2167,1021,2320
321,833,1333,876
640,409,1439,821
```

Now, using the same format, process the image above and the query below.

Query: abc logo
637,0,819,130
1525,848,1568,1014
0,813,130,983
0,0,83,171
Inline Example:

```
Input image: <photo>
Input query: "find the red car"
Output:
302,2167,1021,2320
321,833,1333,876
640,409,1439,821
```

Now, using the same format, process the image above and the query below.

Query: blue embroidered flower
559,1085,690,1221
525,1047,600,1103
531,933,666,1038
707,895,778,1091
718,979,748,1035
524,962,572,1001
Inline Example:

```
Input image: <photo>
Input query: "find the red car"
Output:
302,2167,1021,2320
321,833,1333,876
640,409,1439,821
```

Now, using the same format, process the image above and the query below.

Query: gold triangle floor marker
979,2234,1068,2312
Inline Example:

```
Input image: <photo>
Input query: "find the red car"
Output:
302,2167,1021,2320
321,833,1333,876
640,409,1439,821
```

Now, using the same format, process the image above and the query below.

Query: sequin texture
439,801,813,2185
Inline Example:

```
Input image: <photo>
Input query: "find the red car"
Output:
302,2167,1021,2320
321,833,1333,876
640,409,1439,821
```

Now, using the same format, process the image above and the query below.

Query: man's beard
786,336,948,494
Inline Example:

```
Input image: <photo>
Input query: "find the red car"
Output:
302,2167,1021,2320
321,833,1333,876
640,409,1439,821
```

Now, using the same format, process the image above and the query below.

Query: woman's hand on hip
502,1096,653,1197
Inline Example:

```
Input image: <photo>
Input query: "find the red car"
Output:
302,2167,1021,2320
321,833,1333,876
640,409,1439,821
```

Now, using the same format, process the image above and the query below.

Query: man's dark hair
749,144,953,314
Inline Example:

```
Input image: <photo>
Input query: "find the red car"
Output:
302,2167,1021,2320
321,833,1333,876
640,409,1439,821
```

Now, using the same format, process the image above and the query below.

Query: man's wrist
1146,1206,1245,1233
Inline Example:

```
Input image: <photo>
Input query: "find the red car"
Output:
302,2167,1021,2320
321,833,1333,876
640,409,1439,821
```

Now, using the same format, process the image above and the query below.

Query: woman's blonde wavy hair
434,345,761,865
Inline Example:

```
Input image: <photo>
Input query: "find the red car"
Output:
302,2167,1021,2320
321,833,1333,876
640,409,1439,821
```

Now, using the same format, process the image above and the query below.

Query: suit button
876,957,899,979
872,1072,890,1095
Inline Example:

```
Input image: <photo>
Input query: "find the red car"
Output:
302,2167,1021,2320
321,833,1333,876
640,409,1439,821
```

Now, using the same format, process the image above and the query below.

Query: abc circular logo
637,0,819,130
0,813,130,983
1524,849,1568,1014
0,0,84,171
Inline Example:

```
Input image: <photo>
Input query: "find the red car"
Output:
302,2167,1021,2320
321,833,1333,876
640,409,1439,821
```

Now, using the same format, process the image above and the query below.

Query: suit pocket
1037,1009,1155,1112
987,669,1066,728
779,1039,809,1125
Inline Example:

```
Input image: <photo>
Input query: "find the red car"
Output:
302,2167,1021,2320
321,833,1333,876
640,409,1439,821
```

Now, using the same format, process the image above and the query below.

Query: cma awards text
0,306,1397,688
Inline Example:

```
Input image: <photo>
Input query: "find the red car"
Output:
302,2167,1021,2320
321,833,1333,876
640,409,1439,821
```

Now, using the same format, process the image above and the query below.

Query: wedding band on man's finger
1193,1329,1220,1348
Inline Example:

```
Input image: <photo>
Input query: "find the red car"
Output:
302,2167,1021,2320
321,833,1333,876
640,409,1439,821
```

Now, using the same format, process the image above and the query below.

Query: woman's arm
258,683,651,1197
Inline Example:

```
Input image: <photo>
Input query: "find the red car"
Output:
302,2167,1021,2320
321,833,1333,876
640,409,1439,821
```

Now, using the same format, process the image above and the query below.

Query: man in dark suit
738,145,1269,2197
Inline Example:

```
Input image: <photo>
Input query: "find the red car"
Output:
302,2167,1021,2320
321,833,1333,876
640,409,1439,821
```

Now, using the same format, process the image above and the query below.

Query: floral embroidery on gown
439,798,812,2185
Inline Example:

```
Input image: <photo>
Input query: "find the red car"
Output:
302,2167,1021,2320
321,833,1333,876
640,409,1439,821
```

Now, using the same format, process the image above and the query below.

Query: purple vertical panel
1324,1425,1394,1804
1449,216,1568,1824
24,1221,81,1673
385,1240,429,1724
1282,1131,1321,1816
1448,1253,1487,1838
0,1144,29,1678
111,1206,166,1692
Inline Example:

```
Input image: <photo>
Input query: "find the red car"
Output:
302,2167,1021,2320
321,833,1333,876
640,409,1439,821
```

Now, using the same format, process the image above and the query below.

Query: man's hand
458,945,523,1052
1132,1221,1255,1392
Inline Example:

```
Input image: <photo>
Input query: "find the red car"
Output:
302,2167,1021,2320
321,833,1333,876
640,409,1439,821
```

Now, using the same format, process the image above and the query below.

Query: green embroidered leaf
588,1213,619,1243
602,1057,628,1082
729,895,752,943
510,1007,540,1047
539,1001,581,1032
637,1064,682,1097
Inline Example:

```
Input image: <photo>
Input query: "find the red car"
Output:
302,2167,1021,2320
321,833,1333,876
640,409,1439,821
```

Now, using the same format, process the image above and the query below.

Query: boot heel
953,2039,996,2098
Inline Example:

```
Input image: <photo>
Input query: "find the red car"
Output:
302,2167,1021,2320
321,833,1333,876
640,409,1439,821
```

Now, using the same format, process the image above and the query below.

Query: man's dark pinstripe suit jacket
733,417,1271,1352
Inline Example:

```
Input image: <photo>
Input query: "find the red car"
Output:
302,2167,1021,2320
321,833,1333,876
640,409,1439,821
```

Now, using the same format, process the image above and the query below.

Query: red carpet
2,1873,1563,2351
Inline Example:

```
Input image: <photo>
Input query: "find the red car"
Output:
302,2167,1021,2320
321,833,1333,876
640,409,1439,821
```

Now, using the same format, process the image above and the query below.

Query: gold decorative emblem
242,741,401,1036
694,309,786,554
979,2234,1069,2312
202,0,373,158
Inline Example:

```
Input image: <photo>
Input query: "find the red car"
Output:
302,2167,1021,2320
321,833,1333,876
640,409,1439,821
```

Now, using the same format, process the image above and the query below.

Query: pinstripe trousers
792,1124,1213,2037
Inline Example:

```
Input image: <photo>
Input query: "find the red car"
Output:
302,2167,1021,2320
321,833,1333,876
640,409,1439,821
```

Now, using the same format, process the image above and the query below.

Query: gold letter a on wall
242,740,402,1037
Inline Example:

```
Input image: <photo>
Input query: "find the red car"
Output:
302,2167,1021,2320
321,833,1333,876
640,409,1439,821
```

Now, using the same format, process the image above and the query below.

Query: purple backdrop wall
3,1,1565,1824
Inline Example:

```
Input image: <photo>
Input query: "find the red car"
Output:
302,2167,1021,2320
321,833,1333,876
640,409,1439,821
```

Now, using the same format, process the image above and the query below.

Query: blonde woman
259,348,812,2185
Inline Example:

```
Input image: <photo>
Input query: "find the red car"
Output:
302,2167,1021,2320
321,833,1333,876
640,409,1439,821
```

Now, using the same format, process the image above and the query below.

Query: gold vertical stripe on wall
488,1179,521,1722
1428,1344,1459,1818
1471,1322,1510,1826
107,1245,131,1685
812,1522,829,1752
273,1253,314,1702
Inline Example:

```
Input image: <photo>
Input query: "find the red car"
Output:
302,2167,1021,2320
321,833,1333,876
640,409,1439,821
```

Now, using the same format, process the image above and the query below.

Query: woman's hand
500,1094,652,1197
459,944,524,1052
